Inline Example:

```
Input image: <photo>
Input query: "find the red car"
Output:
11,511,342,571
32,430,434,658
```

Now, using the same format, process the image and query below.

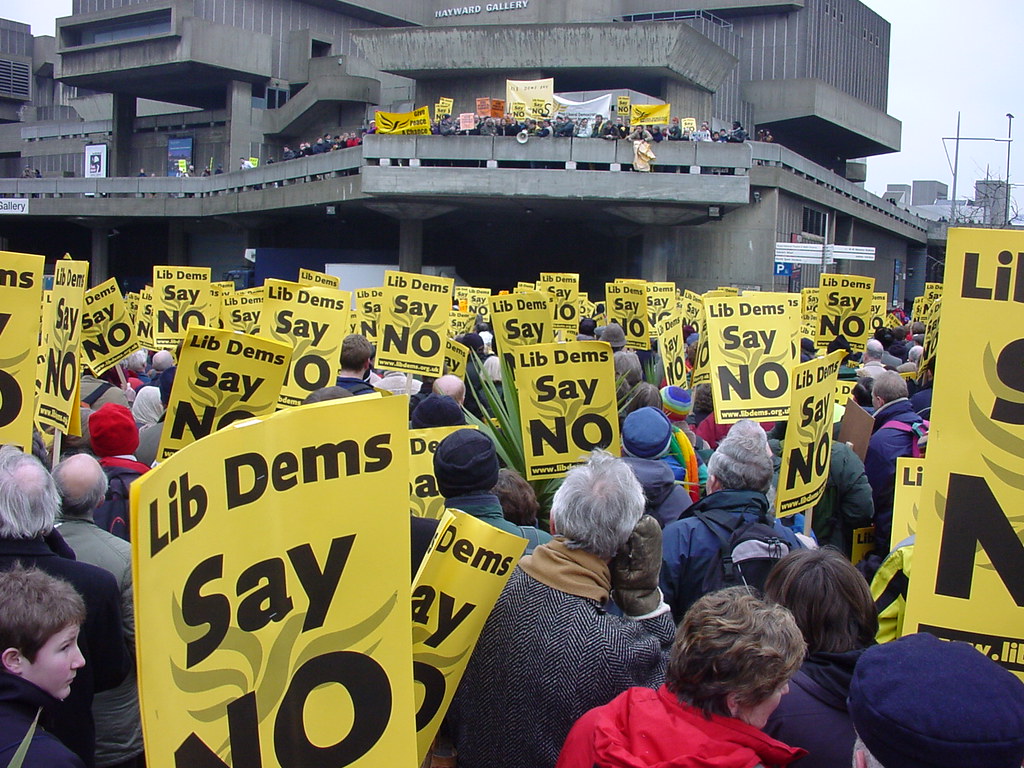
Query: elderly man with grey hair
0,445,129,767
856,339,888,380
660,420,804,621
450,451,674,768
54,454,145,768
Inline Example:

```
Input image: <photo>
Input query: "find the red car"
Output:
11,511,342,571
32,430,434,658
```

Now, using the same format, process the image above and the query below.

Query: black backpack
93,465,141,542
695,507,790,594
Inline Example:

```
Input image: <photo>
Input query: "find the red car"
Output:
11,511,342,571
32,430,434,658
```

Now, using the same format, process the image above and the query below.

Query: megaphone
516,130,529,144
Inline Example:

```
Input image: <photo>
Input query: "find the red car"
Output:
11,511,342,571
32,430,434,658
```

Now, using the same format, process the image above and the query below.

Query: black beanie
433,429,499,498
412,394,466,429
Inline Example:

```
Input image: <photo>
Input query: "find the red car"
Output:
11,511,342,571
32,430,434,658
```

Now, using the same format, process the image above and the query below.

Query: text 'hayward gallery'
0,0,938,300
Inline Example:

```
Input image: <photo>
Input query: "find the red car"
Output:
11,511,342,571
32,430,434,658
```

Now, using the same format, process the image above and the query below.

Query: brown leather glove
611,515,664,617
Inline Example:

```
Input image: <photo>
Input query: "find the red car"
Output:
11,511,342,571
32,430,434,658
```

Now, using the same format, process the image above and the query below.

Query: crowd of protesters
5,296,1024,768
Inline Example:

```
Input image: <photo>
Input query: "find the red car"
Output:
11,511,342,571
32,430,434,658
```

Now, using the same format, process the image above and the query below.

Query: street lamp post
1006,113,1014,227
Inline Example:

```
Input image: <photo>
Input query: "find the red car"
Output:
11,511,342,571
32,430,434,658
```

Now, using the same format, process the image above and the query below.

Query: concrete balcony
56,7,272,109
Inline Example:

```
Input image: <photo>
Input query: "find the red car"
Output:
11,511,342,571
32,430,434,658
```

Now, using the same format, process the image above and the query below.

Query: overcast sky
8,0,1023,205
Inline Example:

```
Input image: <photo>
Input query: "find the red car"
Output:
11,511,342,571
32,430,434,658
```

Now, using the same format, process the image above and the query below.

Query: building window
311,39,331,58
803,207,827,238
67,10,172,46
267,87,289,109
0,58,30,99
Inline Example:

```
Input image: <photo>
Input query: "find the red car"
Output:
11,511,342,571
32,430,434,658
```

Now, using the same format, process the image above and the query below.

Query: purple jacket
864,399,921,554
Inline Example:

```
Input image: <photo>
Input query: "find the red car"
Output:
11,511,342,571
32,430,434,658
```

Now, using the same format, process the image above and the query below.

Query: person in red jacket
556,587,806,768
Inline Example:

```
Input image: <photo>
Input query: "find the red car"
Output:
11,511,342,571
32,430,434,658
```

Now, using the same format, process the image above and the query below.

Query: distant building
0,0,929,304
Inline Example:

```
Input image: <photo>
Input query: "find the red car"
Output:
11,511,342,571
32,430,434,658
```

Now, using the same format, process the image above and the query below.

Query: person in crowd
301,385,353,405
726,121,748,142
135,367,174,467
590,115,605,138
660,385,707,496
849,633,1024,768
335,334,377,395
482,354,503,399
119,351,149,390
432,374,467,406
621,448,691,529
690,121,711,141
661,422,804,621
620,382,662,422
88,404,150,540
79,370,130,412
621,407,697,502
492,469,552,555
896,344,923,374
667,117,684,140
869,533,914,643
576,317,597,341
693,388,774,450
556,587,806,768
410,394,465,430
602,118,620,140
0,446,128,768
856,339,888,380
450,452,674,768
763,549,877,768
689,382,714,428
147,350,174,388
459,332,491,418
863,371,923,564
131,384,164,429
53,455,144,768
0,565,87,768
434,429,525,539
909,357,934,418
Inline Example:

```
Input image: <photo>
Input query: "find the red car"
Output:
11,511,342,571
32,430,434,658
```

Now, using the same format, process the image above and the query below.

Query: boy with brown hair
0,565,87,767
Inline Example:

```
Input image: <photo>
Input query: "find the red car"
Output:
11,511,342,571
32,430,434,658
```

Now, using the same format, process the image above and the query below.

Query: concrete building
0,0,929,304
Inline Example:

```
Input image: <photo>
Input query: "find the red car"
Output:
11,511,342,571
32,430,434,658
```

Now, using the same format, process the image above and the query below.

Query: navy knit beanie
621,407,673,459
411,394,466,430
849,632,1024,768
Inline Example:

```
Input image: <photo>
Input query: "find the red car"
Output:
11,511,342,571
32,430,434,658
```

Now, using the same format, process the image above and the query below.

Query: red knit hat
89,403,140,457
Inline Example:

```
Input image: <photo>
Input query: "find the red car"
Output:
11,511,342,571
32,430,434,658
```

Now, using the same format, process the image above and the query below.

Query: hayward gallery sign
435,1,529,19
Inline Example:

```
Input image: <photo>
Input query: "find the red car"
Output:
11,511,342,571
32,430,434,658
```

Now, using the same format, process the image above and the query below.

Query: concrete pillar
90,228,109,286
227,80,254,170
641,226,672,282
398,218,424,274
168,221,187,266
110,94,135,178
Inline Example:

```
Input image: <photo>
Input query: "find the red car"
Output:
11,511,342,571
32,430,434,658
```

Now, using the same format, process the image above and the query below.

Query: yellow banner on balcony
506,78,554,120
630,103,671,126
375,106,432,135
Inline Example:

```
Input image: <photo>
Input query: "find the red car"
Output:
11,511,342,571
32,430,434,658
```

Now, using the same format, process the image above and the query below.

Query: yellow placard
689,304,711,388
514,341,619,480
488,291,554,373
454,286,491,321
449,310,477,338
408,426,476,519
815,273,874,353
704,293,797,423
538,273,579,333
681,117,697,131
616,96,630,117
125,291,139,323
438,97,454,112
886,310,903,329
679,290,703,336
220,286,264,334
657,313,687,388
505,78,553,120
646,282,676,337
131,396,416,766
920,297,941,373
377,271,453,377
136,287,153,347
156,326,292,460
0,251,44,449
152,266,217,350
81,278,140,375
630,103,670,126
800,287,818,338
605,281,648,350
375,106,432,135
911,295,926,322
259,279,349,407
444,338,468,380
892,457,924,546
37,260,88,432
412,509,525,761
835,379,856,406
903,229,1024,678
352,287,384,343
775,351,844,516
869,292,888,335
851,526,876,564
510,101,526,120
579,294,596,321
298,268,340,290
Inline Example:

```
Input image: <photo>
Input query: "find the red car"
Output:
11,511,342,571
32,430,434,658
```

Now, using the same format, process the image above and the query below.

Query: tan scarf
519,537,612,604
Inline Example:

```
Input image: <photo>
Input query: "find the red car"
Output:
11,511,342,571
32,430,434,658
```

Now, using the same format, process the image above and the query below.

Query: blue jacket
0,674,85,768
660,489,803,621
864,399,922,554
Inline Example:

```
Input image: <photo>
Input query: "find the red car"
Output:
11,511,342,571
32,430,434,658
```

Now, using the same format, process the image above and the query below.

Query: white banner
553,94,613,121
85,144,108,178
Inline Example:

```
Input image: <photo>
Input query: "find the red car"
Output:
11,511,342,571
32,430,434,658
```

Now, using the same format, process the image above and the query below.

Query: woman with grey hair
557,587,807,768
661,422,805,621
450,451,675,768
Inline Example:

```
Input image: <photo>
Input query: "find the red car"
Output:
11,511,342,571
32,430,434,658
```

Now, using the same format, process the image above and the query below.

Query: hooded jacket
0,673,85,768
864,398,922,554
557,685,805,768
621,458,691,528
764,649,864,768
